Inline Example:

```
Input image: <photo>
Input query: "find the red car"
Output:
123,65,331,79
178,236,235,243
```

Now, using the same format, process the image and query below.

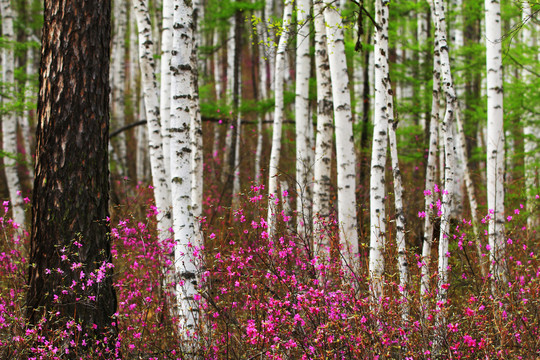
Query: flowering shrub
0,180,538,359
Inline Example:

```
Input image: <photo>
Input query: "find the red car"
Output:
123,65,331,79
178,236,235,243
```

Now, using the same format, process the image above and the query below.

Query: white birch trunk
136,94,149,182
255,9,268,180
170,0,198,333
417,0,429,129
312,0,334,254
324,0,358,266
369,0,390,300
1,0,25,228
212,29,222,160
421,35,440,297
221,18,236,183
129,3,140,114
388,103,409,322
191,0,204,229
455,108,486,276
133,0,173,239
438,112,445,185
22,37,36,180
431,0,458,350
111,0,128,174
265,0,275,89
485,0,506,283
160,0,174,182
295,0,312,237
353,55,363,124
449,0,465,219
232,89,242,208
522,1,539,230
267,0,293,237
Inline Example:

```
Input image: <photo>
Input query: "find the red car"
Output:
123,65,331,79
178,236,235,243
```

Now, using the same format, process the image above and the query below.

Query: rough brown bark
26,0,117,350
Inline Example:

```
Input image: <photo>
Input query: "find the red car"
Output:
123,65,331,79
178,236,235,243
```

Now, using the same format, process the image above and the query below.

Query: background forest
0,0,539,358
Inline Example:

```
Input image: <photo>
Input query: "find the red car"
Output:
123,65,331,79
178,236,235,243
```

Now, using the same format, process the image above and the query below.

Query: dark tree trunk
26,0,116,352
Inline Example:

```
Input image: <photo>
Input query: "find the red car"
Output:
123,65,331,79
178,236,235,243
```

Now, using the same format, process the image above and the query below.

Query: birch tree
255,8,268,179
170,0,198,333
160,0,174,181
420,32,440,297
312,0,333,254
111,0,128,173
295,0,312,237
431,0,458,349
191,0,204,229
267,0,293,237
324,0,358,265
369,0,390,300
1,0,25,228
388,94,408,321
485,0,506,283
522,1,539,230
22,35,37,180
133,0,173,240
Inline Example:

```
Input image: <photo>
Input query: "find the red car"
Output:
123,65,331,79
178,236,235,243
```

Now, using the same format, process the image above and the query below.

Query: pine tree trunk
485,0,506,283
27,0,117,346
312,0,334,254
324,0,358,266
133,0,173,240
1,0,25,228
267,0,293,237
295,0,313,237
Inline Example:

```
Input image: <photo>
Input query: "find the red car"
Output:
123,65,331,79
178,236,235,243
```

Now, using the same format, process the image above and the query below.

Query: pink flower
418,211,426,219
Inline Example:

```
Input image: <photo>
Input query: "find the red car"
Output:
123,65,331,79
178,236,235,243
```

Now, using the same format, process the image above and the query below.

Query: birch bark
369,0,390,300
267,0,293,237
388,98,408,321
324,0,358,266
221,16,237,183
421,34,440,297
295,0,312,237
485,0,506,282
431,0,459,349
133,0,173,239
191,0,204,225
170,0,198,333
312,0,334,254
111,0,128,173
1,0,25,228
22,36,36,180
212,29,223,161
160,0,174,182
255,9,268,179
522,1,539,230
